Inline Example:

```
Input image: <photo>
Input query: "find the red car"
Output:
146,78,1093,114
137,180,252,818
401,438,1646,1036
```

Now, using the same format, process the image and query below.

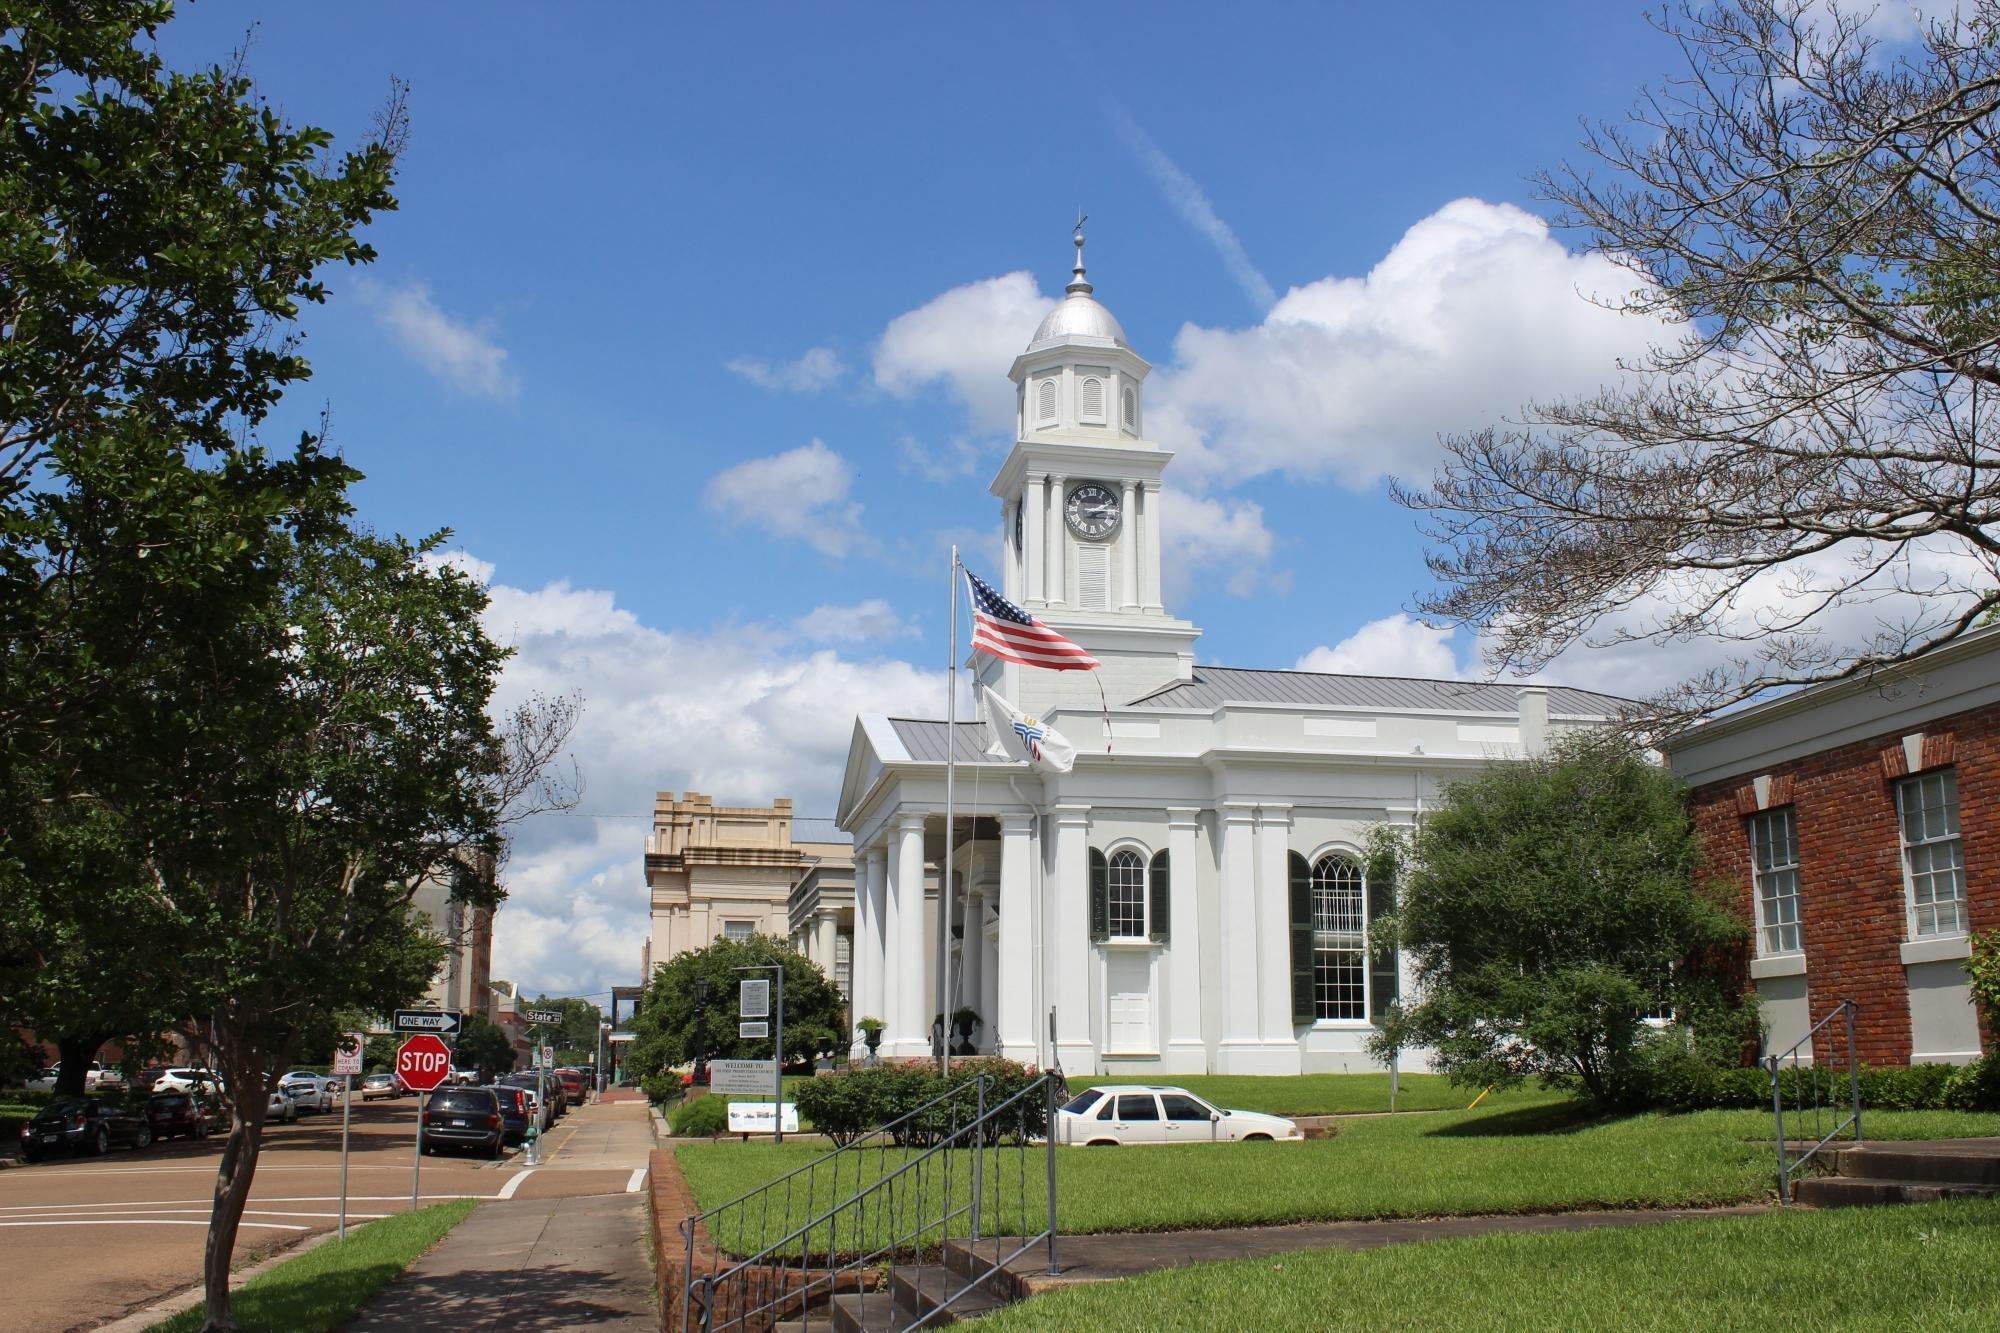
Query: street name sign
395,1034,452,1093
393,1008,462,1035
526,1009,563,1025
738,1021,768,1039
708,1058,779,1094
739,979,769,1018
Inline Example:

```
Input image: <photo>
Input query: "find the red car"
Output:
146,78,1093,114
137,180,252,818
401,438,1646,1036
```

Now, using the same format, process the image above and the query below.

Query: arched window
1311,855,1366,1021
1107,849,1146,938
1079,376,1105,423
1036,378,1058,423
1121,385,1137,430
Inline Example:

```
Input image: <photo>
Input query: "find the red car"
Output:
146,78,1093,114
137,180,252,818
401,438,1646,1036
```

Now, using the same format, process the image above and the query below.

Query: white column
1119,479,1139,609
997,814,1036,1063
816,910,838,987
891,813,929,1057
1002,500,1019,601
1023,475,1046,606
1046,474,1067,607
1256,806,1298,1060
959,890,984,1036
1053,806,1092,1071
1216,803,1261,1063
860,846,887,1037
979,912,1001,1054
1140,481,1164,613
1165,807,1205,1068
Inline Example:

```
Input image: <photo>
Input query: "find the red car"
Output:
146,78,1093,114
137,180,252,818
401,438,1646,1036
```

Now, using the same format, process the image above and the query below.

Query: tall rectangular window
1897,769,1968,937
1311,855,1367,1021
722,920,754,942
1747,807,1802,955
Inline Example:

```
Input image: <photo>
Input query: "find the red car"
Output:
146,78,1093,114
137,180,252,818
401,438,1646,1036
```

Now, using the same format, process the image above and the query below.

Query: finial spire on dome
1067,211,1092,296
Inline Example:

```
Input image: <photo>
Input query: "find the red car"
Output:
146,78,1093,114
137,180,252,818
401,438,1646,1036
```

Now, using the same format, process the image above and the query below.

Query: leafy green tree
629,934,844,1077
1370,738,1749,1107
455,1014,518,1082
527,993,605,1066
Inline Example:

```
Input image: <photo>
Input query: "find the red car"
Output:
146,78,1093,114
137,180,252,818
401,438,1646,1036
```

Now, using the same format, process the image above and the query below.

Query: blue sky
141,3,1812,1000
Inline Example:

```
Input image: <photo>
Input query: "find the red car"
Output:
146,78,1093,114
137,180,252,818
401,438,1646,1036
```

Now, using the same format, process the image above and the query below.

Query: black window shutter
1289,851,1314,1025
1148,850,1170,943
1368,866,1399,1019
1089,848,1109,942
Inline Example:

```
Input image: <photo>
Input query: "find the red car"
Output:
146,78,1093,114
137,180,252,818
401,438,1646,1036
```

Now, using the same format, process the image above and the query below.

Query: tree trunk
200,1056,269,1331
54,1033,107,1098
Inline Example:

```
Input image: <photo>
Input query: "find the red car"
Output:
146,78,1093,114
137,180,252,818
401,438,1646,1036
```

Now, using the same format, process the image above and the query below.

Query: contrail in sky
1102,96,1277,314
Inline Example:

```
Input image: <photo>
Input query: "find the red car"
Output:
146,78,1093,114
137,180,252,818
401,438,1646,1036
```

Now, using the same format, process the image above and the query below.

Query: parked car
26,1062,126,1093
278,1072,334,1114
1054,1086,1302,1146
144,1091,224,1141
133,1066,171,1094
420,1087,505,1159
152,1067,226,1097
266,1088,298,1124
19,1096,154,1159
495,1074,552,1131
553,1067,587,1104
492,1085,534,1144
359,1072,401,1101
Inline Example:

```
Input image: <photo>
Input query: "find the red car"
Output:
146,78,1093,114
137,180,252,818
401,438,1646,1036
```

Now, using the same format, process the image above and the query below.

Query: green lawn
978,1196,2000,1331
146,1199,476,1333
674,1099,2000,1256
1077,1073,1546,1116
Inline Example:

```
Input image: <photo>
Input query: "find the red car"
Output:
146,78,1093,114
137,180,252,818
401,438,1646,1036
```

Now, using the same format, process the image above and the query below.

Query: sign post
735,966,785,1143
332,1031,365,1239
396,1034,452,1210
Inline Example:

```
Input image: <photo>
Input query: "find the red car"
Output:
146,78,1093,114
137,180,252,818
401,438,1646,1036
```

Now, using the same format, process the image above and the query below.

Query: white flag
982,686,1077,774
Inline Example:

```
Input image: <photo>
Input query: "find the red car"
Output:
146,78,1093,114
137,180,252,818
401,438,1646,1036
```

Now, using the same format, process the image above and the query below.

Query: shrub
1636,1050,1988,1113
670,1094,729,1137
790,1058,1047,1147
641,1071,685,1108
1944,1056,2000,1112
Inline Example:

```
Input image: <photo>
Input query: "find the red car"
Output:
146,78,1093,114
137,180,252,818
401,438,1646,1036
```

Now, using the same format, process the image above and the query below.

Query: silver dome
1030,293,1128,348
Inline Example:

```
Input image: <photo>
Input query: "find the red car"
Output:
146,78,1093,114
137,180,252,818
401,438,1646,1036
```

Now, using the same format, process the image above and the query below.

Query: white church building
835,233,1626,1076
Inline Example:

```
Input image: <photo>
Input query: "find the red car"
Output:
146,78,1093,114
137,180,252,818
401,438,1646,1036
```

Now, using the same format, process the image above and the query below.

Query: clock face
1065,482,1120,539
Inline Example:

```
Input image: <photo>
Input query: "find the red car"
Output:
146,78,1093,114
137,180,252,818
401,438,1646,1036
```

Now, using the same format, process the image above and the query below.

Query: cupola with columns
985,221,1201,716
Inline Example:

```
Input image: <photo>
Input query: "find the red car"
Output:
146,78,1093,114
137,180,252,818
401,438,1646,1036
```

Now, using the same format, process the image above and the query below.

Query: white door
1105,951,1155,1053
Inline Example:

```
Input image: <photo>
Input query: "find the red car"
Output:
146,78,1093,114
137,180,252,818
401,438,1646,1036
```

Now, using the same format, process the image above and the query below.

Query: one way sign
393,1008,462,1035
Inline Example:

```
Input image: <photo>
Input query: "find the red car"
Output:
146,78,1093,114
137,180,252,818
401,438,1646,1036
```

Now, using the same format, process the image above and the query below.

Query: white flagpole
940,546,960,1076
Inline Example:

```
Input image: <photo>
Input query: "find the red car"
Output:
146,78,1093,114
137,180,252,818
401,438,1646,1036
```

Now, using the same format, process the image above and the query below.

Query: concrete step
940,1237,1037,1302
1794,1176,2000,1208
1830,1144,2000,1187
829,1291,899,1333
889,1264,1013,1325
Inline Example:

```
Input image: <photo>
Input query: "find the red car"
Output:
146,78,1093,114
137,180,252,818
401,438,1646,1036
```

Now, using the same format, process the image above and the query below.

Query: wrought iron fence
1767,998,1861,1205
678,1073,1058,1330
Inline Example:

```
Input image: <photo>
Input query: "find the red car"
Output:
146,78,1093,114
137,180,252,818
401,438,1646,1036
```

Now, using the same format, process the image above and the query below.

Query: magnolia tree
1369,738,1750,1107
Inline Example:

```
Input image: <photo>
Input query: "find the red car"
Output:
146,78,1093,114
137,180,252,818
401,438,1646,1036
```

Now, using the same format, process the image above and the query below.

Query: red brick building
1662,629,1998,1067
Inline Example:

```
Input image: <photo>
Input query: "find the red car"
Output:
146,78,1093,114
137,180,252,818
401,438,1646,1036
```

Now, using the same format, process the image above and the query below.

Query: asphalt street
0,1094,648,1333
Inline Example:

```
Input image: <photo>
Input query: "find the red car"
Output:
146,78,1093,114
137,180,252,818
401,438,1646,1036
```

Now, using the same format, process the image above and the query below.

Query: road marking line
497,1169,535,1200
0,1219,310,1231
0,1194,494,1211
626,1168,649,1193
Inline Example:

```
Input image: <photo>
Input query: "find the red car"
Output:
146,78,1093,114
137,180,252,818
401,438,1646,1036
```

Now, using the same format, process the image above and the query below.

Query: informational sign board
393,1008,462,1035
739,978,769,1019
726,1102,799,1135
332,1031,365,1077
739,1021,768,1039
541,1045,555,1067
526,1009,563,1025
395,1034,452,1093
708,1058,779,1094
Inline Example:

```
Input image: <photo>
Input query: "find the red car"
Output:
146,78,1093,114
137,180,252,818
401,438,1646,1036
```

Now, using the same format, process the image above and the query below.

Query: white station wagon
1055,1085,1303,1146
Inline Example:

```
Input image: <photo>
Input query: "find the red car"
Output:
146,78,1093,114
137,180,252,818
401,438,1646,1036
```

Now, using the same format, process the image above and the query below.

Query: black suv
420,1087,504,1158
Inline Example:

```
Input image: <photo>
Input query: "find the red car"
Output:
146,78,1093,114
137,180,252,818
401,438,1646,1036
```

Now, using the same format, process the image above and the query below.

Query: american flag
966,570,1100,671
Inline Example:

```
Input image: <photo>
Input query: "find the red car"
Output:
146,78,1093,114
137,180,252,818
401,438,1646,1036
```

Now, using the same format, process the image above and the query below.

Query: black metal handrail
1767,997,1861,1205
679,1073,1058,1331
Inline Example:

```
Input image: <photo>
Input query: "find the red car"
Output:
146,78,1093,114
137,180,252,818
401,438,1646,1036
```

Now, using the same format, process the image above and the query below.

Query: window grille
1108,849,1146,938
722,920,754,942
1080,376,1105,422
1037,378,1057,422
1311,855,1366,1021
1076,543,1109,608
1747,807,1802,955
1122,385,1137,429
1897,769,1968,937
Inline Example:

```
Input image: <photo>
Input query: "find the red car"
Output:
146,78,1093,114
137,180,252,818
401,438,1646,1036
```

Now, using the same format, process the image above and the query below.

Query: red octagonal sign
396,1033,452,1093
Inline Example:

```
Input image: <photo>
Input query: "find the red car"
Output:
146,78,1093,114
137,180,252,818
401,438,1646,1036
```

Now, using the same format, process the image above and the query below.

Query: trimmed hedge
641,1072,685,1108
791,1058,1047,1147
670,1094,729,1138
1642,1049,2000,1113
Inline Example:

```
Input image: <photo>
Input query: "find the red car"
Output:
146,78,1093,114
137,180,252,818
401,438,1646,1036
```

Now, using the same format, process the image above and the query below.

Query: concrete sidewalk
346,1192,655,1330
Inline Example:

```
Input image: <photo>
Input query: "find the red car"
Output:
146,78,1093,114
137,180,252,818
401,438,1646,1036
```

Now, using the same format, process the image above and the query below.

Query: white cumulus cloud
1296,614,1466,679
725,346,846,393
704,439,868,558
874,272,1054,432
362,279,520,400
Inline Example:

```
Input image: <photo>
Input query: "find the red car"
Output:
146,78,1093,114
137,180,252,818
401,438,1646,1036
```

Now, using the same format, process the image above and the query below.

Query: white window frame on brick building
1747,807,1803,956
1896,768,1968,939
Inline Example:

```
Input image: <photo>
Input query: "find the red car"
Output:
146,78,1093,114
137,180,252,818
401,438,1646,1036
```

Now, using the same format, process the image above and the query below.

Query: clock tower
984,224,1201,716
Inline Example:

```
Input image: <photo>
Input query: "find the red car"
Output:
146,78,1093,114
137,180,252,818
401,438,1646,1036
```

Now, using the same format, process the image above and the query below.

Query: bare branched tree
1395,0,2000,722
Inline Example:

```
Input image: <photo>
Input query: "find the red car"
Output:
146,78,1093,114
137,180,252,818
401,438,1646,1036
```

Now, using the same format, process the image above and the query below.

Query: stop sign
396,1034,452,1093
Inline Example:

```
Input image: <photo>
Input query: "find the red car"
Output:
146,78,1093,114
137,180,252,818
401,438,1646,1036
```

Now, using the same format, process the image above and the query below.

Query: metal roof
887,718,1010,765
1126,666,1633,717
